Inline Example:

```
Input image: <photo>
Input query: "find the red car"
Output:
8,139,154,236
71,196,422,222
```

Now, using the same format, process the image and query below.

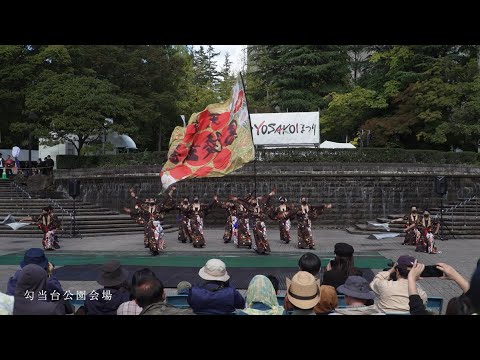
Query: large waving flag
160,75,255,190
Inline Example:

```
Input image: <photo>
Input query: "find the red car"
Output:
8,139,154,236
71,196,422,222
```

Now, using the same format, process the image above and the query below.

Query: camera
420,265,444,278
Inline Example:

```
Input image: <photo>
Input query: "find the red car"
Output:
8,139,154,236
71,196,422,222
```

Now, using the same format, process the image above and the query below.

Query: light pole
28,112,38,176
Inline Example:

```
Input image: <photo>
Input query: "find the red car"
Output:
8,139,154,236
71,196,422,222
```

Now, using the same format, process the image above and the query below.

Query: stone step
0,227,178,238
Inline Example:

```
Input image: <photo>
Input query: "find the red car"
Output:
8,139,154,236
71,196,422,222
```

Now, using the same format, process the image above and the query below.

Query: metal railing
434,194,478,228
9,180,75,237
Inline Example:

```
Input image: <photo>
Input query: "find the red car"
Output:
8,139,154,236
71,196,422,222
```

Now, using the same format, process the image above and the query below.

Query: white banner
250,112,319,146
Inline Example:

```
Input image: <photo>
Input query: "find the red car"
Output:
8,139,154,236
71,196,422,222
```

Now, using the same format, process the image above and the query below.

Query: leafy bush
57,148,480,169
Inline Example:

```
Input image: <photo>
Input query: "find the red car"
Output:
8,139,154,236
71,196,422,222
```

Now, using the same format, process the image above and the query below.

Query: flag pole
239,71,257,196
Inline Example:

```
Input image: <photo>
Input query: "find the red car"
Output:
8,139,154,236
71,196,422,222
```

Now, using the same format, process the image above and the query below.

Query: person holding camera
370,255,428,313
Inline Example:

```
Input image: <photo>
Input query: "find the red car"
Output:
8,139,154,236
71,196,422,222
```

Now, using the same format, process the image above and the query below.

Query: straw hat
286,271,320,309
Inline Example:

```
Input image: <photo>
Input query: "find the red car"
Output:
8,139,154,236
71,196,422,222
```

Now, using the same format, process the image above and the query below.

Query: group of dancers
402,206,440,254
125,186,332,256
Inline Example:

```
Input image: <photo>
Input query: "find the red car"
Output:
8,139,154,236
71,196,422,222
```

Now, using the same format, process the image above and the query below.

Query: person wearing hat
128,187,176,254
284,253,338,314
323,243,363,291
187,259,245,314
292,196,332,250
403,206,422,245
20,207,61,251
370,255,428,313
13,264,67,315
213,196,240,245
269,196,294,244
83,260,130,315
228,194,253,248
188,195,216,248
233,189,275,254
330,276,385,315
177,196,193,244
177,281,192,295
6,248,65,301
285,271,321,315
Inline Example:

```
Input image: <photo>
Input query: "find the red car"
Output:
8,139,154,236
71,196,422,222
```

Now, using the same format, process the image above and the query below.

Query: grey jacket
330,304,385,315
140,302,195,315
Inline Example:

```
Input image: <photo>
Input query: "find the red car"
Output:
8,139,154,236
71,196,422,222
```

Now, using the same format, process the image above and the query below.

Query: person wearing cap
13,264,67,315
187,259,245,314
293,196,332,250
330,276,385,315
403,206,422,245
6,248,65,300
370,255,428,313
177,281,192,295
284,253,338,314
323,243,364,291
285,271,321,315
269,196,294,244
188,195,216,248
82,260,130,315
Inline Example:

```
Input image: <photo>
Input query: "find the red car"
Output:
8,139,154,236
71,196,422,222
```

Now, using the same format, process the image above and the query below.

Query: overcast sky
193,45,244,73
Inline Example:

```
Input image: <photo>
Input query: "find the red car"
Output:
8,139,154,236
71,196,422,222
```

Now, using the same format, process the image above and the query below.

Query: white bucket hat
198,259,230,282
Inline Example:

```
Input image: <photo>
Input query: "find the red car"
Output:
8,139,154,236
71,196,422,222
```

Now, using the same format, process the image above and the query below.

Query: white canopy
319,141,356,149
106,133,137,149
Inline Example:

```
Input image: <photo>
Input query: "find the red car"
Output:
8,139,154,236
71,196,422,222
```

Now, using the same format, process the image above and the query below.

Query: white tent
319,141,356,149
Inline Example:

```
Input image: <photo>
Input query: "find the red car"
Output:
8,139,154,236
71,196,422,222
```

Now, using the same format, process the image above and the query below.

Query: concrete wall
53,162,480,228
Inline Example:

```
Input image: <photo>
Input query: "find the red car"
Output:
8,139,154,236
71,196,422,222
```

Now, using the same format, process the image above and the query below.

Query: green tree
66,45,191,151
218,52,236,101
249,45,351,111
321,86,388,142
19,74,134,156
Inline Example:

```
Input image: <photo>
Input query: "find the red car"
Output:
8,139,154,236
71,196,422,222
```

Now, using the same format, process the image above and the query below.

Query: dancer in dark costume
127,187,175,255
127,189,151,248
269,196,293,244
403,206,421,245
415,211,440,254
293,196,332,249
177,197,192,243
21,207,61,251
228,194,253,249
189,196,216,248
236,189,275,255
214,197,238,244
